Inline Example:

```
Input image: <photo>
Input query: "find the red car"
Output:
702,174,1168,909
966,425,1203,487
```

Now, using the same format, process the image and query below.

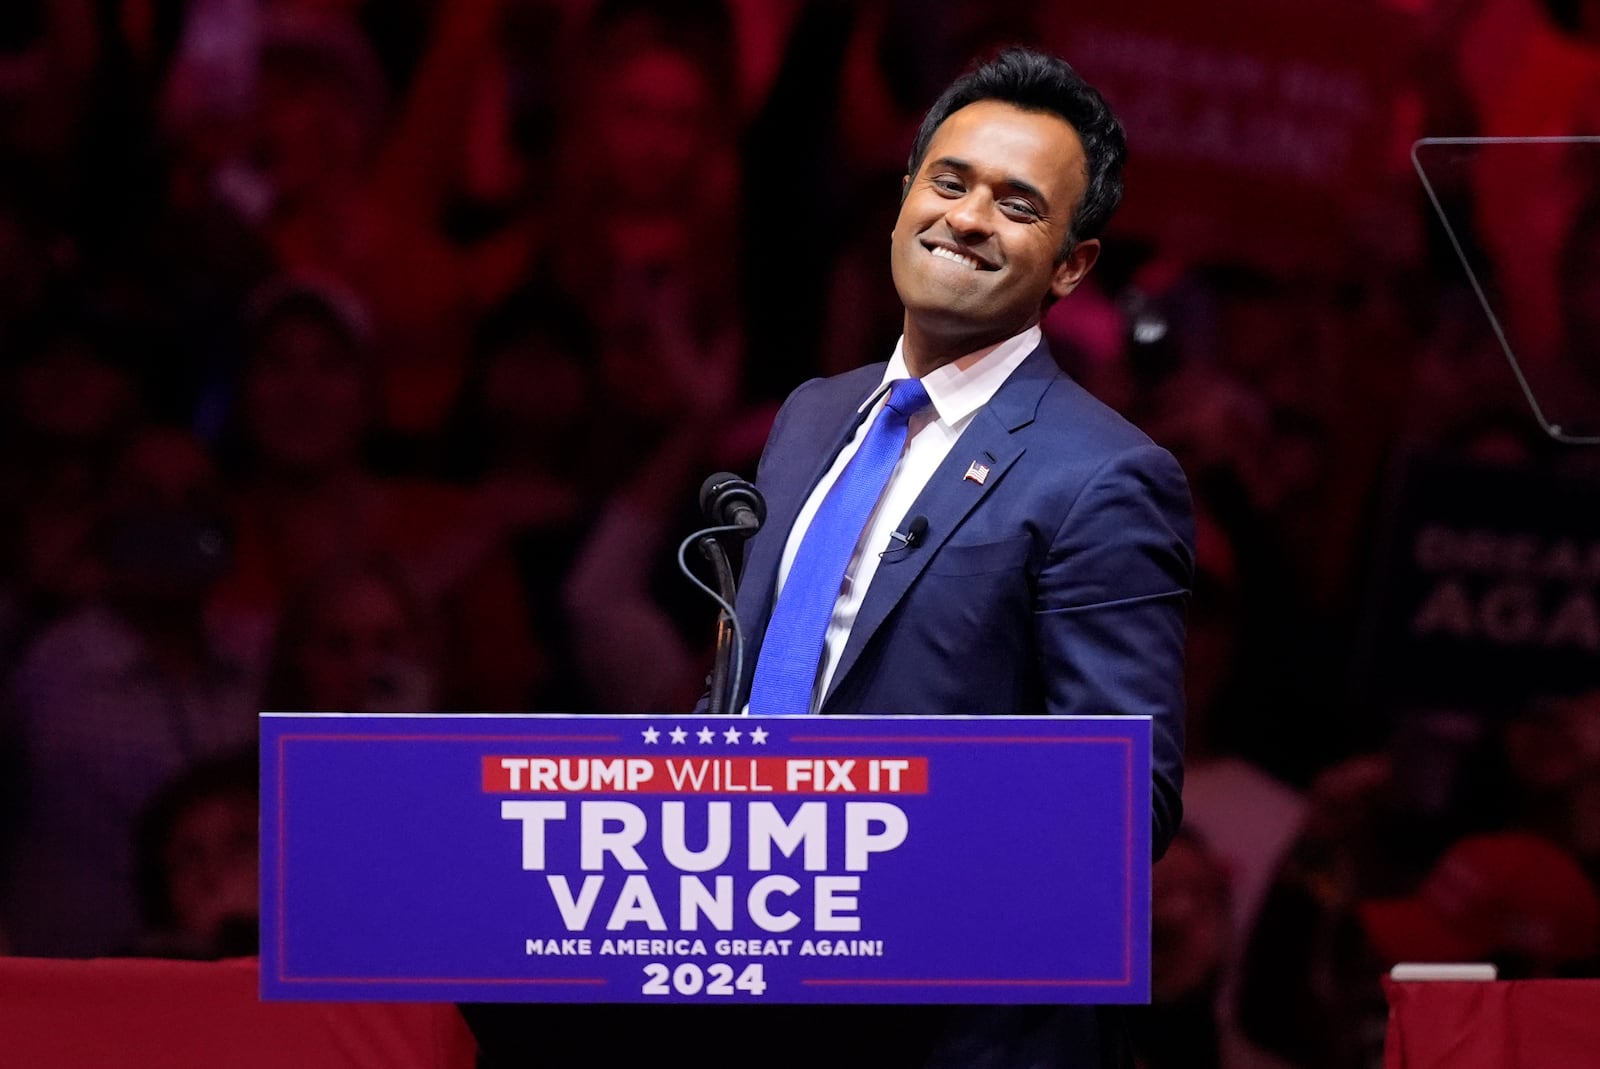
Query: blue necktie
748,377,930,715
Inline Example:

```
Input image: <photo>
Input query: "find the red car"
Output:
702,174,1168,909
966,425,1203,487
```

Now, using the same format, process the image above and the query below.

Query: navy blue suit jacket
734,341,1193,855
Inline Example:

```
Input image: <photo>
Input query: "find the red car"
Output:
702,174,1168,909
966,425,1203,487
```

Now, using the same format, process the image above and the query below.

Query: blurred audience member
157,0,265,228
210,275,542,709
1130,829,1230,1069
0,0,98,187
442,292,597,522
1487,689,1600,875
1235,749,1408,1069
442,291,600,708
0,309,144,657
1171,504,1308,1069
1553,194,1600,431
1456,0,1600,363
128,748,259,960
562,495,701,713
1405,315,1540,458
0,427,254,957
262,553,438,714
544,8,744,467
562,399,767,714
0,182,72,357
1357,830,1600,978
248,0,539,441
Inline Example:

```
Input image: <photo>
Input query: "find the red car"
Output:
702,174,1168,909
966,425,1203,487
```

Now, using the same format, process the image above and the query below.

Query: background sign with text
1360,453,1600,713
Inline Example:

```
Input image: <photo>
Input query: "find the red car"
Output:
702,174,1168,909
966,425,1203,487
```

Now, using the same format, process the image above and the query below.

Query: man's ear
899,174,910,204
1051,238,1100,300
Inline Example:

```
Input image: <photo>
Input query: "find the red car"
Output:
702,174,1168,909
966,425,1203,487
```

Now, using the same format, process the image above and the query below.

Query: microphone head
700,472,767,528
906,515,930,542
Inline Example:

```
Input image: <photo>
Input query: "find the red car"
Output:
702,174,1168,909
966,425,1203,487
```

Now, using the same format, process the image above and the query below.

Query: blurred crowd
2,0,1600,1067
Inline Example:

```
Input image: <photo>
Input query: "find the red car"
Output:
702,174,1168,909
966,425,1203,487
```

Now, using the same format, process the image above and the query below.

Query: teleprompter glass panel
1413,136,1600,445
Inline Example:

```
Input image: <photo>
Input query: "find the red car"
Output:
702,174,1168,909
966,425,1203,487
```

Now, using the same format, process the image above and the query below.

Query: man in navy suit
737,45,1190,849
715,45,1195,1067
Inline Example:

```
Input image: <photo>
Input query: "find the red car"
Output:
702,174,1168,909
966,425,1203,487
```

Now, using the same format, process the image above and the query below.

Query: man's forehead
920,101,1087,193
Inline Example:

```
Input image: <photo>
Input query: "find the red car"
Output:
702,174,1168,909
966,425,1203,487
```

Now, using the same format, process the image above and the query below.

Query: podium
260,713,1151,1006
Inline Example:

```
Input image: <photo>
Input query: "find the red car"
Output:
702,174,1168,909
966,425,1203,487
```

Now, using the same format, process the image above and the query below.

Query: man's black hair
906,47,1127,254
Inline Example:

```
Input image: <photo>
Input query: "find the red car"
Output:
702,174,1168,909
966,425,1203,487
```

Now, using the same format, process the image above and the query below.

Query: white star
642,726,660,744
723,726,742,744
697,726,716,744
749,727,769,745
669,726,688,744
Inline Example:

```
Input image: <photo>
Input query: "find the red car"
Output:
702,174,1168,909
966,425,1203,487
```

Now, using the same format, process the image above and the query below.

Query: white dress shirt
767,325,1042,712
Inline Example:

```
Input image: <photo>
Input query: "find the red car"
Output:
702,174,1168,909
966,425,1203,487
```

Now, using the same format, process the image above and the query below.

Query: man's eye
931,176,964,194
1001,200,1039,219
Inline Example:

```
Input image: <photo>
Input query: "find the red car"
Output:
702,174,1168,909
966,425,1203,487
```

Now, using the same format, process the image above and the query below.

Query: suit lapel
822,345,1061,708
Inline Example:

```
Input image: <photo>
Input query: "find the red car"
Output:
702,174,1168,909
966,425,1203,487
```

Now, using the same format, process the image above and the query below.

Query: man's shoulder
993,343,1165,463
1037,371,1160,456
765,363,888,443
786,362,888,408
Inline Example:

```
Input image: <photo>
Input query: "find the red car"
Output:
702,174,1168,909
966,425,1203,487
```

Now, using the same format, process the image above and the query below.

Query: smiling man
739,47,1190,823
713,46,1196,1068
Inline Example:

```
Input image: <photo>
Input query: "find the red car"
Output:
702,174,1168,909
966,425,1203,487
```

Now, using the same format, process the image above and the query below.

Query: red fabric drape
1384,977,1600,1068
0,957,477,1069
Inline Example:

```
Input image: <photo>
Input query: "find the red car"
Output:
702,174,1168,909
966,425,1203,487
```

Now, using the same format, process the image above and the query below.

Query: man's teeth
931,246,980,269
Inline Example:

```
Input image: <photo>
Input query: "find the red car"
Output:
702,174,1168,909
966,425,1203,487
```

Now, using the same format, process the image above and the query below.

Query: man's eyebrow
925,156,1051,211
927,155,972,174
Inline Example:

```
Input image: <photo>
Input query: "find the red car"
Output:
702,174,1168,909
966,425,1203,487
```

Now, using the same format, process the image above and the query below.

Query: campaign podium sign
260,714,1150,1005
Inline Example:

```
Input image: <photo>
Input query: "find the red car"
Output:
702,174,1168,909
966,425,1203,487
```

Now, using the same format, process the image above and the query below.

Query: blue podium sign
260,714,1150,1004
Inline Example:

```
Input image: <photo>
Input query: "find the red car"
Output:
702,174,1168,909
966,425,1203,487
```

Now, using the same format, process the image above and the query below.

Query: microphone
883,515,929,556
699,472,766,534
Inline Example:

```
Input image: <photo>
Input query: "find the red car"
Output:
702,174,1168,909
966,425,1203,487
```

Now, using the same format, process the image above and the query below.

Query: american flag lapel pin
963,460,990,485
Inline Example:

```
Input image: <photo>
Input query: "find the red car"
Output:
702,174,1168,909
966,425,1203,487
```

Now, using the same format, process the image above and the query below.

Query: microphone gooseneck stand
697,534,740,716
678,472,767,715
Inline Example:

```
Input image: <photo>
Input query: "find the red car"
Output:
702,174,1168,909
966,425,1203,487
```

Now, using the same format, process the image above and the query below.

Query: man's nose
945,191,994,240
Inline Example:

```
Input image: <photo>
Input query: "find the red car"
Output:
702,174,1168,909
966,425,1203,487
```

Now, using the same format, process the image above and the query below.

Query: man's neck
900,316,1039,377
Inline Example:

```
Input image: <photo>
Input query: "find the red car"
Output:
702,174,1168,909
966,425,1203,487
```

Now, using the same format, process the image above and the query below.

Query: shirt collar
872,325,1042,427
